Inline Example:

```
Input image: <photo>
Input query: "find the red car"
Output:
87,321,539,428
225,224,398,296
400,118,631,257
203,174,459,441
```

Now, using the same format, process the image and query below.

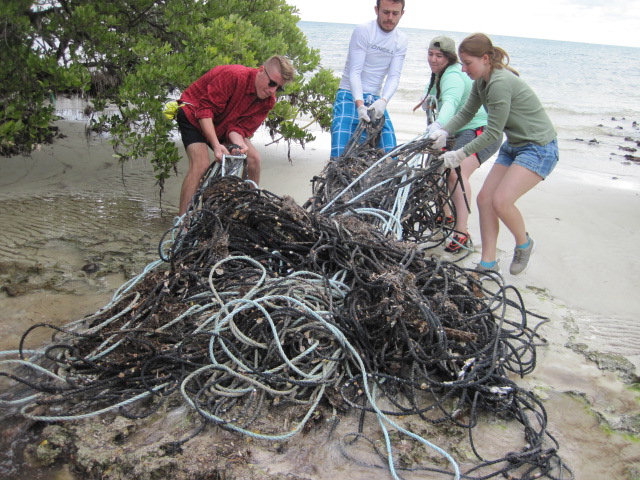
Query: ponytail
491,46,519,76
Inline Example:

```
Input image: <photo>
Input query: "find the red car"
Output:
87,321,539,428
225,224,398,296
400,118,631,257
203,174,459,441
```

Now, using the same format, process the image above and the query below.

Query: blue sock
480,260,497,268
517,237,531,250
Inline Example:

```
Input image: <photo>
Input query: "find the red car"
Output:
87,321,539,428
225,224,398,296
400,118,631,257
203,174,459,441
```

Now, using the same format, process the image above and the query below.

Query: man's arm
226,131,248,154
346,25,369,107
380,36,407,103
198,117,229,161
224,97,275,152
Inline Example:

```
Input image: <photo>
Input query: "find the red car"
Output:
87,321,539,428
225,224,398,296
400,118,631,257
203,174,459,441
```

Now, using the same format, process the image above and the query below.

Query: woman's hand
426,121,443,136
443,149,467,169
429,128,449,150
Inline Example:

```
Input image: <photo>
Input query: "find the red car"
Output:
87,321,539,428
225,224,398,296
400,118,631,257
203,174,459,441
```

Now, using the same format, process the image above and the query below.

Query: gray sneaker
474,260,501,279
510,235,535,275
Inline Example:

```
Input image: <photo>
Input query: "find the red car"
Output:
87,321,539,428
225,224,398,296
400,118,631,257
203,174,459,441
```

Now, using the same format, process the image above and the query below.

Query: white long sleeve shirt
338,19,408,103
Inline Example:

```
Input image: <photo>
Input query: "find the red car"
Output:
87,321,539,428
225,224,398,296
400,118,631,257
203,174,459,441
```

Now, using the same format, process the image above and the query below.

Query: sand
0,119,639,479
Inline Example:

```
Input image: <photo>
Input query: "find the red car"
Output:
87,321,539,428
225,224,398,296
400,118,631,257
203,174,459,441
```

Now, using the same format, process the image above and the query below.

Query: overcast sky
287,0,640,48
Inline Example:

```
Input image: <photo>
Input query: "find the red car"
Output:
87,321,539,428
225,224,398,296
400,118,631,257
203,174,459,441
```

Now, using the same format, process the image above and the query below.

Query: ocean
298,21,640,186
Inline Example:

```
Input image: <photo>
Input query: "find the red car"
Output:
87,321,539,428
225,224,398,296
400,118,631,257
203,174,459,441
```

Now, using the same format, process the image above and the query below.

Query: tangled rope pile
1,138,573,478
306,121,464,253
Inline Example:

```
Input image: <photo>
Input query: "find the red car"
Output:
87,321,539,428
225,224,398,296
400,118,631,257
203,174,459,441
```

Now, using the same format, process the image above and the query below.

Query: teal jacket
426,63,487,133
444,67,556,157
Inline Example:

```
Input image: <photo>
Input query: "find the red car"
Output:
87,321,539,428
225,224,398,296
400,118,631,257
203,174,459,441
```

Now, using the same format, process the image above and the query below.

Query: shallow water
0,124,177,354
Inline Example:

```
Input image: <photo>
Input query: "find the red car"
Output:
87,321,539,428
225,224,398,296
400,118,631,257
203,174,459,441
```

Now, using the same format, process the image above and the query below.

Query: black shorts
453,127,503,164
177,108,210,148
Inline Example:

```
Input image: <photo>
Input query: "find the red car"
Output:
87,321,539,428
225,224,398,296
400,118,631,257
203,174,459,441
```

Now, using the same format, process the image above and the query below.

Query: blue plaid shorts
330,89,397,158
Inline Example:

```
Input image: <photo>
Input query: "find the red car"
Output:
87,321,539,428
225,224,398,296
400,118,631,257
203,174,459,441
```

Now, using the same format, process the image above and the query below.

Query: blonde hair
265,55,295,84
459,33,519,76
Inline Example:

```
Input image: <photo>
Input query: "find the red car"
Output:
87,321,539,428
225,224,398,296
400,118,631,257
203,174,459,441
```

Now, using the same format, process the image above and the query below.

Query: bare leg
477,163,541,262
492,164,541,245
244,137,262,186
476,164,508,263
446,155,480,234
179,142,211,215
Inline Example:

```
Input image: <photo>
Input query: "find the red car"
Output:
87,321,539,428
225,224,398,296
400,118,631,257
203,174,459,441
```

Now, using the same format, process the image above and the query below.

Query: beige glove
443,149,467,169
370,98,387,119
357,105,371,123
429,129,449,150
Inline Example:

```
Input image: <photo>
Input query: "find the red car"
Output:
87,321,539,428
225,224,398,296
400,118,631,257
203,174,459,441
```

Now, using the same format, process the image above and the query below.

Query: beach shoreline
1,119,639,479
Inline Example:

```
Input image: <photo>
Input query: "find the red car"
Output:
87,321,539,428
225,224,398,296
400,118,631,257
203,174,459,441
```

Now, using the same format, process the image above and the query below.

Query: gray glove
357,105,371,123
429,128,449,150
443,149,467,169
426,121,443,136
370,98,387,119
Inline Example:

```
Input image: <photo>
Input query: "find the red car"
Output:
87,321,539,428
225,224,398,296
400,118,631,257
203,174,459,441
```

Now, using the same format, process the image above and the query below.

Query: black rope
1,158,573,479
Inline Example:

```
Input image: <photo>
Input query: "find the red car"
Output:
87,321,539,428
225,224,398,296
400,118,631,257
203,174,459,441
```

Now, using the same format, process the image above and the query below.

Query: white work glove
357,105,371,123
443,149,467,169
370,98,387,119
426,121,443,136
429,128,449,150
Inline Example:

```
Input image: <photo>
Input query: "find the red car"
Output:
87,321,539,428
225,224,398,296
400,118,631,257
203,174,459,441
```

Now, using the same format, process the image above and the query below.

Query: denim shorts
453,127,503,164
495,138,559,179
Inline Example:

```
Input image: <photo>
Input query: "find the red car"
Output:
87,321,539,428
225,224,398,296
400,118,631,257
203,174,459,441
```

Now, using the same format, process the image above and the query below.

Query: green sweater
426,63,486,132
443,67,556,157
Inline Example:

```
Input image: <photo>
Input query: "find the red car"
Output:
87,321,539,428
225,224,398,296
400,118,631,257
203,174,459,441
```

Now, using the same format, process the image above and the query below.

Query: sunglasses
264,67,285,93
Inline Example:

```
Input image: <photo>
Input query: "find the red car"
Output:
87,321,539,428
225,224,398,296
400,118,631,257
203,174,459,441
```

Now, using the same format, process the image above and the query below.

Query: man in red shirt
177,55,295,215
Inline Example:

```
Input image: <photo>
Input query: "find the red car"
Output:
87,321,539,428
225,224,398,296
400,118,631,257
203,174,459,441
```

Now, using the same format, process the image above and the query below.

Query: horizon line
296,19,640,50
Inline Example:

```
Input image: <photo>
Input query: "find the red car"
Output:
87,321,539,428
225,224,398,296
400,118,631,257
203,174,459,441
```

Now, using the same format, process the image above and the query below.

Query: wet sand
1,119,639,479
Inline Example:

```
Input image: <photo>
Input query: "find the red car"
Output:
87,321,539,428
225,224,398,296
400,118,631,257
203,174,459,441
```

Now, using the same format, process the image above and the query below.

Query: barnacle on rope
1,139,573,479
306,124,464,255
